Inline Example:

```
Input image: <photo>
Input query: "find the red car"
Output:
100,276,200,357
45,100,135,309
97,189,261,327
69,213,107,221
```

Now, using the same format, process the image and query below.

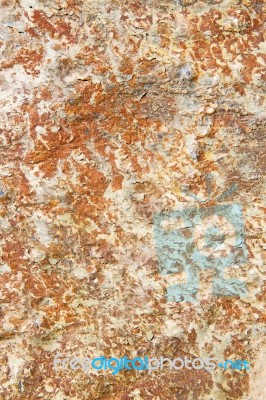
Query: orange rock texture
0,0,265,399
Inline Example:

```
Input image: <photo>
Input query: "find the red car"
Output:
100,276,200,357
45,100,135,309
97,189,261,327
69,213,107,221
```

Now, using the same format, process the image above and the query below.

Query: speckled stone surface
0,0,265,399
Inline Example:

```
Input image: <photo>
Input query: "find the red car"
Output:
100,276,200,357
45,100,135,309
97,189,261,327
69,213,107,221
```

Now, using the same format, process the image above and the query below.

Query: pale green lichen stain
153,203,247,302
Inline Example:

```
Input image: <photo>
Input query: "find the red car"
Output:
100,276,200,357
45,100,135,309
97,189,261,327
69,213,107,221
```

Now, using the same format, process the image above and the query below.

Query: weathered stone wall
0,0,265,399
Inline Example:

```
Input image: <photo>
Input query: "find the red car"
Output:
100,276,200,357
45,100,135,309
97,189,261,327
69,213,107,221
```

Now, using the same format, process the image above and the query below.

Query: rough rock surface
0,0,265,399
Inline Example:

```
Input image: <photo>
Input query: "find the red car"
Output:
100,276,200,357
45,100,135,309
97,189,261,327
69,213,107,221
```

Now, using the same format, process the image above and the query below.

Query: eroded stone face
0,0,265,399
